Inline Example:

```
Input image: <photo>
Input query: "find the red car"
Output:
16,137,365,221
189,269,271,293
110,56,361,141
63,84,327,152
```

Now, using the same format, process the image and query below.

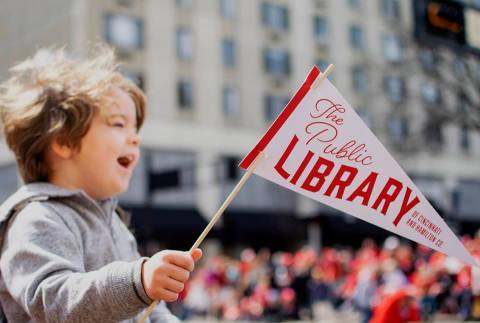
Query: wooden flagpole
311,64,335,90
139,152,264,323
140,63,334,322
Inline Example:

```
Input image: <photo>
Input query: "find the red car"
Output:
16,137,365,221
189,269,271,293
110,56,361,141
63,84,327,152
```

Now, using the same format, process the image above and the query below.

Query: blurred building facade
1,0,480,249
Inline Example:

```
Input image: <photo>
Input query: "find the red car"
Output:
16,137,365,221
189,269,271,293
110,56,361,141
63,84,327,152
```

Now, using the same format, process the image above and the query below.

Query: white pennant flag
240,66,477,266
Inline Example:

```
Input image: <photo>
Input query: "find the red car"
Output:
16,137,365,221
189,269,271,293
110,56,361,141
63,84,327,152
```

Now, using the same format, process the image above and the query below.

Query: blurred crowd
163,236,480,322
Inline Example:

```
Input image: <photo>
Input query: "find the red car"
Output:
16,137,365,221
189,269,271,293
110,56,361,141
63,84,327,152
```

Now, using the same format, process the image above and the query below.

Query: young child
0,45,202,322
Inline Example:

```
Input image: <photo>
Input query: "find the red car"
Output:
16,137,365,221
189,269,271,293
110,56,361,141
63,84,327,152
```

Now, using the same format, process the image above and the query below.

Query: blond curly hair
0,45,146,183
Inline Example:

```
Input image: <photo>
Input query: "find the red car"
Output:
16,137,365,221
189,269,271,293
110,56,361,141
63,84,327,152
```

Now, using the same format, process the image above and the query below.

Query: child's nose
128,133,140,146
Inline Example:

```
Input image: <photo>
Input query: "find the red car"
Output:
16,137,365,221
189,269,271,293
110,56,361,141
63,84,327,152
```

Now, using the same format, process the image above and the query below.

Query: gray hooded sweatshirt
0,183,180,323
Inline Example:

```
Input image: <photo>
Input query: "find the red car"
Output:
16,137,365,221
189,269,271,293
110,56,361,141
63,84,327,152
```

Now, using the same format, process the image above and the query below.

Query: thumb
190,248,203,262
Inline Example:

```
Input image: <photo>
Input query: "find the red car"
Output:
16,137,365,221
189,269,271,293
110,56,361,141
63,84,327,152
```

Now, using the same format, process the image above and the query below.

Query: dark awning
123,205,208,249
221,211,307,250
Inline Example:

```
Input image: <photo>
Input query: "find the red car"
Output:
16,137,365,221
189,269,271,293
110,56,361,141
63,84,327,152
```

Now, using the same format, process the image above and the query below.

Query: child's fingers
162,278,185,294
162,263,190,282
191,248,203,262
162,251,194,271
157,288,180,303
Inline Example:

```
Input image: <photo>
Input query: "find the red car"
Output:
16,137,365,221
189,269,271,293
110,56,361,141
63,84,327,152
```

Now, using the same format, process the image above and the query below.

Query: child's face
69,87,140,199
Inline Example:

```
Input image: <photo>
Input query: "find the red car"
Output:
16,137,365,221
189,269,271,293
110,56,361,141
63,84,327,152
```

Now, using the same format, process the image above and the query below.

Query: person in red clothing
370,290,420,323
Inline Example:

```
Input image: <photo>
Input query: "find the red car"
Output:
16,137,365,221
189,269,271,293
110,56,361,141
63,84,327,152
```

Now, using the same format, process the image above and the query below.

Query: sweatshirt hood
0,182,117,227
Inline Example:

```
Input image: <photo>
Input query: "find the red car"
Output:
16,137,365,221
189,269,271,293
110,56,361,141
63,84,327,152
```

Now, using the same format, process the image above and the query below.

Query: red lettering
371,178,403,216
324,165,358,199
300,156,334,193
323,140,373,166
305,122,338,145
361,156,373,166
346,172,378,206
310,98,345,126
290,151,314,185
335,140,356,158
305,98,373,167
392,187,420,226
274,135,299,180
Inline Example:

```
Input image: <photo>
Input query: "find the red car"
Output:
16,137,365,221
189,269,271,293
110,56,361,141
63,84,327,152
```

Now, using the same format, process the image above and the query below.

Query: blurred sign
414,0,480,55
240,66,477,266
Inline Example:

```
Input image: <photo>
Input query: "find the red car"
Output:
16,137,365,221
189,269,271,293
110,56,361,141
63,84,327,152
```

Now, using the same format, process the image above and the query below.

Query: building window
104,14,143,50
453,58,467,81
261,2,289,32
176,0,193,9
149,168,181,191
349,25,364,50
460,126,470,151
457,93,469,115
178,81,193,109
425,123,444,146
352,66,368,93
349,0,362,9
176,27,193,60
220,0,236,19
221,156,240,181
314,16,328,44
419,49,436,72
388,115,408,144
264,49,290,77
265,95,289,121
421,82,440,105
315,0,327,9
381,0,400,18
222,38,236,68
223,86,239,117
147,152,196,194
119,69,144,90
116,0,133,7
382,34,402,63
475,64,480,83
384,76,406,103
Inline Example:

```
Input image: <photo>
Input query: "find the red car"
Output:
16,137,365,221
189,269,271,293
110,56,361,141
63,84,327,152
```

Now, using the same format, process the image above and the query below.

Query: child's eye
112,122,125,128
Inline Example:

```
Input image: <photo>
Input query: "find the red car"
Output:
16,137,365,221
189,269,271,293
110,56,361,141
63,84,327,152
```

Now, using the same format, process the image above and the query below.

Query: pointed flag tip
468,256,480,268
451,246,479,267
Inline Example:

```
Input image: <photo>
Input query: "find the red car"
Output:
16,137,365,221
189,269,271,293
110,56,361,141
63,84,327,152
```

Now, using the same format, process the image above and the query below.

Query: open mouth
117,155,134,169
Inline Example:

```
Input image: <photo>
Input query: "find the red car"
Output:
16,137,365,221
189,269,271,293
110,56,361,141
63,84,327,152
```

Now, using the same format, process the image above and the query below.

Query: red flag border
239,66,321,169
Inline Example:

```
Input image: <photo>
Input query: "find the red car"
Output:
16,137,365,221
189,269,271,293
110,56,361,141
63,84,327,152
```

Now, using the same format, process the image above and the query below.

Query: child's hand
141,248,202,302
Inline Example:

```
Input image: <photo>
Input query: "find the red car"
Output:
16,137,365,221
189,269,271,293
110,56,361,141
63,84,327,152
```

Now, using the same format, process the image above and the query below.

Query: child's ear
51,137,74,159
